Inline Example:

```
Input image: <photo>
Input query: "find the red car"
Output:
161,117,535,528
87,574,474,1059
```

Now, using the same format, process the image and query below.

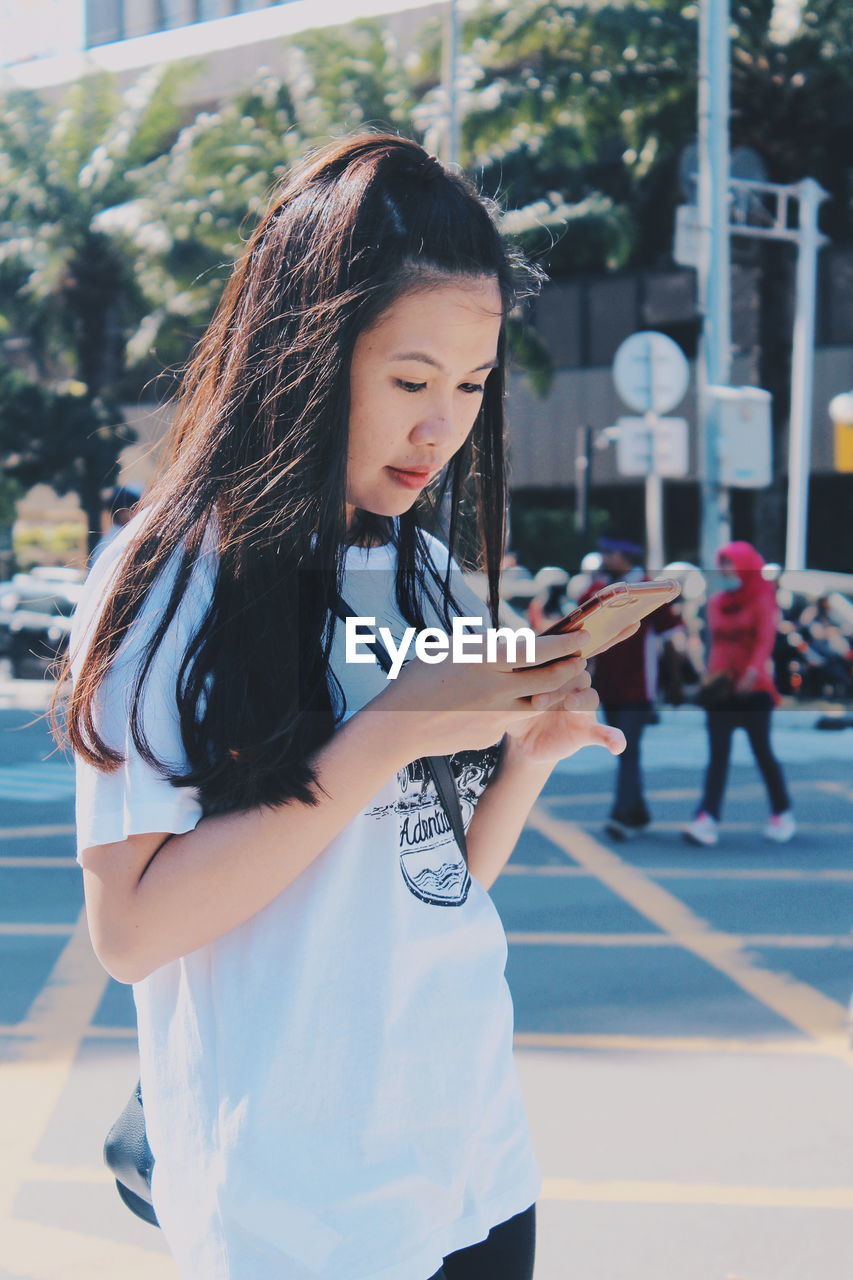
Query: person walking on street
579,537,683,841
683,541,796,847
58,134,635,1280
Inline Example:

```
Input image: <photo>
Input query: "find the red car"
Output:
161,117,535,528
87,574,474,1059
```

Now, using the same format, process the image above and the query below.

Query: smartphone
538,578,682,653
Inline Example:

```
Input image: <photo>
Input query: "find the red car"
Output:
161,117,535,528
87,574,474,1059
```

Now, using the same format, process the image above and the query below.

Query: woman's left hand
502,623,639,764
503,689,625,764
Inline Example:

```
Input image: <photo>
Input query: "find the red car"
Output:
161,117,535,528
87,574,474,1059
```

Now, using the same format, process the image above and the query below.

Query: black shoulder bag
103,599,468,1226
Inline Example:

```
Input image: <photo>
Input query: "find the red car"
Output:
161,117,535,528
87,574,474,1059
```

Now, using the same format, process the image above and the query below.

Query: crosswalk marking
0,763,74,802
539,1177,853,1208
0,1221,176,1277
0,909,112,1224
506,931,853,949
515,1032,826,1056
0,826,75,839
0,858,77,868
546,779,850,806
0,1023,137,1038
501,864,853,882
528,807,852,1062
0,923,76,936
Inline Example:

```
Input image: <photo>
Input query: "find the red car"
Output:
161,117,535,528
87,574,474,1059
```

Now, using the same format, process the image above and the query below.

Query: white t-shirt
71,512,541,1280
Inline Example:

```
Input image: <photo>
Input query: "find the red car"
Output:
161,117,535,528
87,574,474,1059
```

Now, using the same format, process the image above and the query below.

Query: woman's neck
346,510,394,549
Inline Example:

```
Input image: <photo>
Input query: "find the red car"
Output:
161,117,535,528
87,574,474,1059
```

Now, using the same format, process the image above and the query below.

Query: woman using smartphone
61,133,628,1280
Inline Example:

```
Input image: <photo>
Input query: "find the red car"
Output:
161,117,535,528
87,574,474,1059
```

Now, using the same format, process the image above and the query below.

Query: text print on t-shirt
367,747,500,907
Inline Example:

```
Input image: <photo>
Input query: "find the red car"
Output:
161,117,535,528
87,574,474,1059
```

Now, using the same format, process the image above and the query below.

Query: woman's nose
409,395,459,446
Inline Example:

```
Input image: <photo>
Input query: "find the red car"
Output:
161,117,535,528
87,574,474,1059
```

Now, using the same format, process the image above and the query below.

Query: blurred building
509,257,853,570
0,0,444,102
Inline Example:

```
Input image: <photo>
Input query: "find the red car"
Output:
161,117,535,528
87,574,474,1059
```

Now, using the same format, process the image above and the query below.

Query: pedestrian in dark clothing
580,538,683,841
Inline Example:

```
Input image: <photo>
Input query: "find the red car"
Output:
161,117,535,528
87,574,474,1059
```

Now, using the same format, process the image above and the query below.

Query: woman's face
346,276,503,526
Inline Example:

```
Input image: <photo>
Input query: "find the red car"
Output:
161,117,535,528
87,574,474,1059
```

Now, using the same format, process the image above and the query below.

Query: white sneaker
763,811,797,843
682,812,719,846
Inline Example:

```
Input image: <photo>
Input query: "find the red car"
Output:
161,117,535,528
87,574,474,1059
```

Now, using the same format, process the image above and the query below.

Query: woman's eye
396,379,426,393
459,383,485,395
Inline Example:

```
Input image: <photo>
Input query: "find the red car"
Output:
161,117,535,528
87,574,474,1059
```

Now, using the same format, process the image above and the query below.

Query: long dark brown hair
56,132,543,816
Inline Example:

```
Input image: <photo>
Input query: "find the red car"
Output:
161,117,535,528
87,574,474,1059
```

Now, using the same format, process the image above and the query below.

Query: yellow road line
506,931,853,949
0,912,168,1275
539,1178,853,1208
527,809,852,1062
514,1031,825,1055
1,1221,176,1277
0,908,110,1224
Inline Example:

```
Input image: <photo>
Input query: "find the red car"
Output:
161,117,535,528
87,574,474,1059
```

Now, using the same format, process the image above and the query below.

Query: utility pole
785,178,827,571
574,424,592,538
696,0,732,569
443,0,460,166
644,411,666,572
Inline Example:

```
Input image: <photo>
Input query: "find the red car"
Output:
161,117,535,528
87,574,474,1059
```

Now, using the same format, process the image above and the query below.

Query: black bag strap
333,596,468,865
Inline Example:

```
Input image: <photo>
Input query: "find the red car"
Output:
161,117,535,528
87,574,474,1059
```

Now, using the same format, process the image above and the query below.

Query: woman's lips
386,466,433,490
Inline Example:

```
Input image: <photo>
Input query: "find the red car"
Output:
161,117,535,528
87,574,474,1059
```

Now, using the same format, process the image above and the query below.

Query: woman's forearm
120,707,412,983
465,738,554,892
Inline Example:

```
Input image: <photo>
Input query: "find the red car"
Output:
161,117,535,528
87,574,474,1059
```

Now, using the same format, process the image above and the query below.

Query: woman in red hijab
683,541,795,846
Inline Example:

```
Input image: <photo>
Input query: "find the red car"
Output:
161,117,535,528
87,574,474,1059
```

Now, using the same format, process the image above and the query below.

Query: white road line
0,924,75,936
539,1177,853,1208
0,859,77,869
501,864,853,882
514,1031,826,1056
506,931,853,949
0,1023,137,1039
0,826,76,839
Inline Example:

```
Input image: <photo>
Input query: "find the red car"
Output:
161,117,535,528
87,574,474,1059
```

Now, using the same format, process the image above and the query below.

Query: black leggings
699,697,791,820
426,1204,536,1280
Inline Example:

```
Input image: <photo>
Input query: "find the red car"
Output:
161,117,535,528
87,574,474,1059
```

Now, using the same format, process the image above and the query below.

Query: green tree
0,362,133,550
445,0,853,557
0,66,193,544
448,0,852,272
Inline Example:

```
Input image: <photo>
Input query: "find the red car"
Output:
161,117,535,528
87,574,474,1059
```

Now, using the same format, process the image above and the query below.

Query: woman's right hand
371,629,591,759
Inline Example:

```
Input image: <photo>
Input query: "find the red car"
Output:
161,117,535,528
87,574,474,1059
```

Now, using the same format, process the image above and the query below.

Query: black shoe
604,819,638,841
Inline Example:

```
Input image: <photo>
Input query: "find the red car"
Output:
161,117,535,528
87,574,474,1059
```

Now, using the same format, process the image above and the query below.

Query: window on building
156,0,188,28
228,0,288,12
85,0,125,46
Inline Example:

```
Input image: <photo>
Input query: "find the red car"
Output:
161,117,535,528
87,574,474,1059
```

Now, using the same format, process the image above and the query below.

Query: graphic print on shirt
366,746,501,907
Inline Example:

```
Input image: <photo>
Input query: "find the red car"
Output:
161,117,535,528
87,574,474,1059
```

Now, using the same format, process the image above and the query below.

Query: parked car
0,574,82,678
28,565,86,585
0,575,63,660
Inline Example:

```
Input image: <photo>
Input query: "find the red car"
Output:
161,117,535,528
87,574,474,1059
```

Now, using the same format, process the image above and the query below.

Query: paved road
0,685,851,1280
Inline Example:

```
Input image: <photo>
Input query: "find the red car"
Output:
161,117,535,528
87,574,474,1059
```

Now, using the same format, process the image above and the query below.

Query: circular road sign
612,330,690,415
